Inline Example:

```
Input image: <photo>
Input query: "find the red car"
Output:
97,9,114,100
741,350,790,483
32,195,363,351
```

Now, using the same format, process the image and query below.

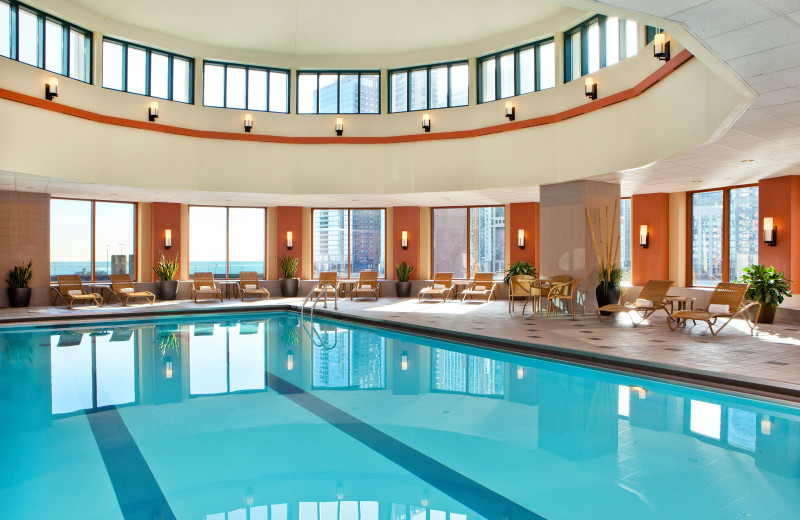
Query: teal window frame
295,70,381,115
388,60,469,113
0,0,91,82
564,15,643,83
203,60,289,113
103,37,194,104
477,38,554,104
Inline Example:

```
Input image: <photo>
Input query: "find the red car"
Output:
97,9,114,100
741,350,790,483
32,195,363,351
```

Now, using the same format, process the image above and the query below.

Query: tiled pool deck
2,296,799,399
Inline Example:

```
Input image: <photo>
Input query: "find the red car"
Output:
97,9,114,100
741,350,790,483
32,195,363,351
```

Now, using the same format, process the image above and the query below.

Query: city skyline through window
312,209,386,278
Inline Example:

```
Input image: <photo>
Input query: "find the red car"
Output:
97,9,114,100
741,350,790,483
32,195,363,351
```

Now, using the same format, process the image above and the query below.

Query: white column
92,31,103,86
553,31,565,87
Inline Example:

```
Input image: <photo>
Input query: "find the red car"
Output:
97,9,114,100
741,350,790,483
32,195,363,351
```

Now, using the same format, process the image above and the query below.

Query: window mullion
167,55,174,101
144,48,151,97
580,24,588,76
121,42,128,91
35,11,43,67
599,16,607,69
226,208,231,279
722,189,731,283
494,54,501,100
90,201,96,283
244,67,249,110
534,43,541,91
61,22,68,76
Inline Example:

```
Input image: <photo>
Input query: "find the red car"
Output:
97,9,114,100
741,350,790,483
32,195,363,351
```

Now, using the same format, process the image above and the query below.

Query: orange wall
277,206,303,277
759,176,800,283
509,202,540,270
392,206,421,280
151,202,182,281
631,193,670,285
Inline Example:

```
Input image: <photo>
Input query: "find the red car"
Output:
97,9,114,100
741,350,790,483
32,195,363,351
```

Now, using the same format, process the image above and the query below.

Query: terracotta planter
7,287,31,308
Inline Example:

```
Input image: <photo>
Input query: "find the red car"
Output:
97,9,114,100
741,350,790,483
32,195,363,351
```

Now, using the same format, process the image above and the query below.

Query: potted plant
741,264,792,324
6,260,32,308
503,260,537,286
587,203,622,313
153,250,179,301
395,261,414,298
279,255,299,297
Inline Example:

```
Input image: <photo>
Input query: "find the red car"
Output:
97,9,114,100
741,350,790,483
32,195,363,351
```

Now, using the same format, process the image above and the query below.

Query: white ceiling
589,0,800,195
61,0,571,57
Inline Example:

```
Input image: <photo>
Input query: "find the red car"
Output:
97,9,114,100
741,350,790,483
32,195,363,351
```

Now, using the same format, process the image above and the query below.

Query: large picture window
312,209,386,278
432,206,505,279
50,199,136,282
203,61,289,112
189,206,266,279
389,61,468,113
689,186,758,286
297,71,379,114
0,0,91,82
564,16,640,83
102,38,193,103
477,39,555,104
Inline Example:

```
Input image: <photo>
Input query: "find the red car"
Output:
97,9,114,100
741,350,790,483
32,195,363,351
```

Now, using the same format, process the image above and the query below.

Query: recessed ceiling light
741,159,754,163
691,180,702,183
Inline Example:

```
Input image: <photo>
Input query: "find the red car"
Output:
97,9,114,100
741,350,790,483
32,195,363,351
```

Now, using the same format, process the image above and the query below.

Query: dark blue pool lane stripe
267,373,546,520
86,407,176,520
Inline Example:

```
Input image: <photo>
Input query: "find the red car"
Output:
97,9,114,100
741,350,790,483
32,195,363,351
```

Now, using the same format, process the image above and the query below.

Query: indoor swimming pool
0,311,799,520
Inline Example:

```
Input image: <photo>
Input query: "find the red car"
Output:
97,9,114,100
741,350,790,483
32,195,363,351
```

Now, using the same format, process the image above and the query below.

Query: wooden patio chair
56,275,103,309
461,272,497,303
238,271,269,301
418,273,454,302
311,271,339,299
667,282,761,336
546,278,582,320
351,271,380,301
596,279,674,325
508,274,535,314
109,274,155,306
192,272,223,303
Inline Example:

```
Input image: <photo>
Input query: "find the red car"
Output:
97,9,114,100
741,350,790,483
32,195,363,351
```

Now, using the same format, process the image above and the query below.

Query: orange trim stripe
0,50,692,145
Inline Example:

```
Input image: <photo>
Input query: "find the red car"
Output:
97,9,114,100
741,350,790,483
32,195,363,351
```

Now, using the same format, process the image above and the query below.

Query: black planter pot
396,281,412,298
757,304,777,325
156,280,179,301
595,283,620,315
280,278,299,297
7,287,31,308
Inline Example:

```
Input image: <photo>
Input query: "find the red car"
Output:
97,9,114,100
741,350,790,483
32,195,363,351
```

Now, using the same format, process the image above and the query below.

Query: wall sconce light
422,113,431,132
246,487,254,507
763,217,777,246
336,481,344,501
639,225,649,248
286,231,293,250
335,118,343,136
584,77,597,100
165,357,173,379
653,33,670,61
517,366,524,379
148,101,159,122
286,350,294,371
401,351,408,371
761,415,772,435
421,489,429,508
630,385,647,399
517,229,525,249
401,231,408,250
505,101,515,121
244,113,253,133
45,77,58,100
164,229,172,249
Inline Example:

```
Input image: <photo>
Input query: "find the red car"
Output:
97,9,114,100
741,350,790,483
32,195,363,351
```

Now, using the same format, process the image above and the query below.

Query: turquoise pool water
1,311,799,520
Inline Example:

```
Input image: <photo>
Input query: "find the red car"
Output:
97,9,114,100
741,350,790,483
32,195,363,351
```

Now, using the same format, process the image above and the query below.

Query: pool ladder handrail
300,319,339,350
300,283,338,320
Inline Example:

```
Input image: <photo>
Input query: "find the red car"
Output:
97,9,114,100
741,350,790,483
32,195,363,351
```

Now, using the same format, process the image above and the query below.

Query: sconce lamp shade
421,113,431,132
517,229,525,249
164,229,172,249
148,101,159,122
401,231,408,250
401,351,408,371
287,350,294,371
505,101,515,121
653,33,670,61
287,231,293,250
639,225,649,248
335,118,343,136
244,114,254,132
45,77,58,100
763,217,776,246
585,77,597,100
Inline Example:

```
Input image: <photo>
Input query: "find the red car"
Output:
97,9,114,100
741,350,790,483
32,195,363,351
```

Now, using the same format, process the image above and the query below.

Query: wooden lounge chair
418,273,454,302
238,271,269,301
109,274,155,306
312,271,339,299
596,279,674,325
56,275,103,309
192,272,223,303
461,272,497,303
667,282,761,336
546,278,581,319
509,274,535,314
351,271,380,301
